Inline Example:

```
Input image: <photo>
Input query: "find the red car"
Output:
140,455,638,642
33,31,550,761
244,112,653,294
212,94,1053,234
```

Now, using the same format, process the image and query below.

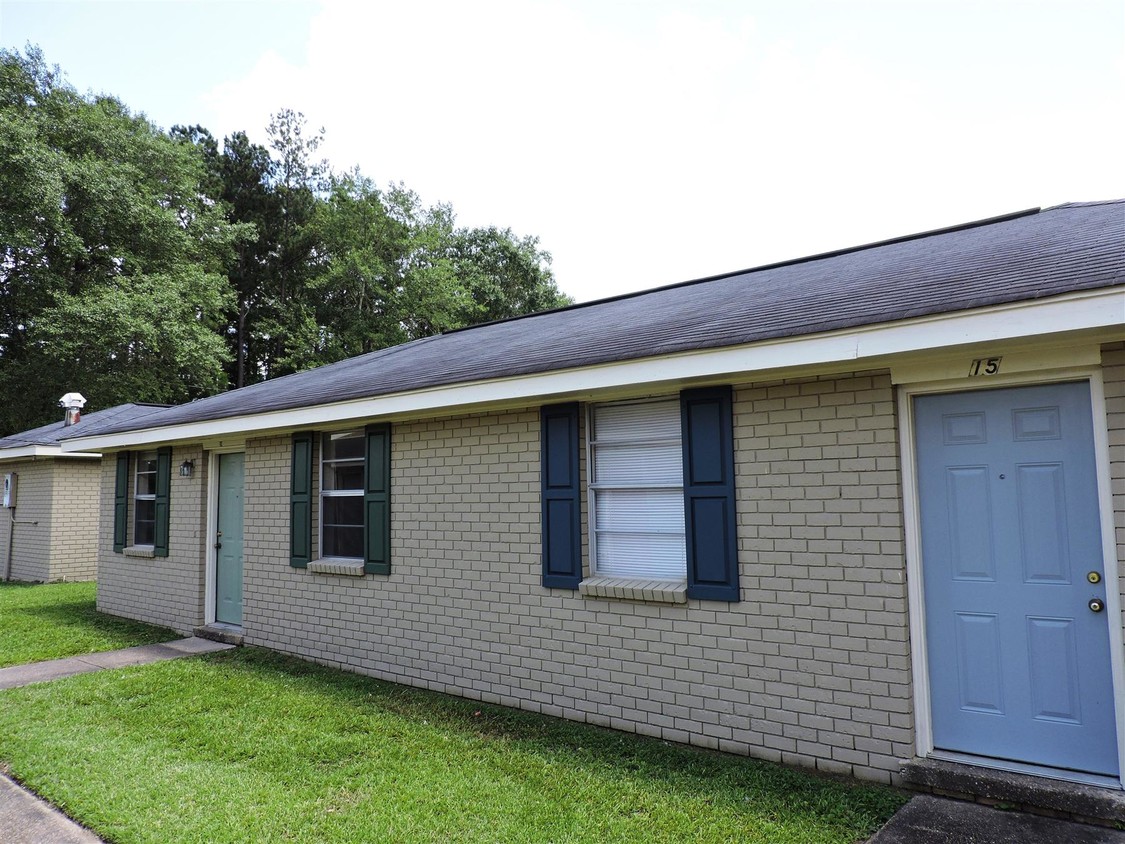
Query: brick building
0,401,168,582
63,201,1125,805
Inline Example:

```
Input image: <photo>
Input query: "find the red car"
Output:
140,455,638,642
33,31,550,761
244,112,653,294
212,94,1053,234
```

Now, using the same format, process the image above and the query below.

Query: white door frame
204,445,245,627
897,365,1125,788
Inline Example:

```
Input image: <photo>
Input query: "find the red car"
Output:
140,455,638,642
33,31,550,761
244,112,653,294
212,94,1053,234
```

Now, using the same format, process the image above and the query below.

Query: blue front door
215,452,244,626
915,381,1118,776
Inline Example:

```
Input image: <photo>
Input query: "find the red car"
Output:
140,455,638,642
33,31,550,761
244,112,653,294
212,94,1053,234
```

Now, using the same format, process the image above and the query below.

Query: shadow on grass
20,598,175,642
202,646,907,828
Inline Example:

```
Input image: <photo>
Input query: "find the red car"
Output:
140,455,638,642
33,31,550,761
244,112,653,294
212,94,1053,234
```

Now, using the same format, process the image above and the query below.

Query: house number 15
968,357,1002,376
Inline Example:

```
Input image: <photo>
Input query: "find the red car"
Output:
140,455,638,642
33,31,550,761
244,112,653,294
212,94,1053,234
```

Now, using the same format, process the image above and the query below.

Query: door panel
915,381,1117,776
215,452,245,626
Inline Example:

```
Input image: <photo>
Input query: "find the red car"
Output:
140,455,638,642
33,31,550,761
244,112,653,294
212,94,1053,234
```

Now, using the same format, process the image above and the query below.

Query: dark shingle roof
71,199,1125,438
0,403,171,450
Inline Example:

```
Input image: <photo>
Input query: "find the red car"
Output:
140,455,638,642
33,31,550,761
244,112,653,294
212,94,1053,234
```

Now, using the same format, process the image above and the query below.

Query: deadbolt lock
1087,571,1101,584
1089,598,1105,613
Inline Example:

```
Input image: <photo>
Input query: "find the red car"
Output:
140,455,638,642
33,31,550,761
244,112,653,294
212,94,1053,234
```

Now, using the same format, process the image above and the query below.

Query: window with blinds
589,399,686,580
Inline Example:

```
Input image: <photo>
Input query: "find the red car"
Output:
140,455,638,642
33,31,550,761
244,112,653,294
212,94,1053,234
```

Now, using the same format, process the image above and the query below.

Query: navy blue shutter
541,403,581,589
681,387,740,601
153,447,171,557
290,433,313,568
113,452,129,553
363,423,391,575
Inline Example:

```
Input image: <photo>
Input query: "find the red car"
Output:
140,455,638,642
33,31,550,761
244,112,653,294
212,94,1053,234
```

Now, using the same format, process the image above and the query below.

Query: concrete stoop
191,623,244,646
901,758,1125,828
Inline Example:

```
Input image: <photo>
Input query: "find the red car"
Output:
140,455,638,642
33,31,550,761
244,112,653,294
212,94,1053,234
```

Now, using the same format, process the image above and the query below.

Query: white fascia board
61,286,1125,452
0,445,101,460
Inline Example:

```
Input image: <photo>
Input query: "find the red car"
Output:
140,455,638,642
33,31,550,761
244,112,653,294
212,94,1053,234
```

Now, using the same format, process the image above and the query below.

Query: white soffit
61,286,1125,451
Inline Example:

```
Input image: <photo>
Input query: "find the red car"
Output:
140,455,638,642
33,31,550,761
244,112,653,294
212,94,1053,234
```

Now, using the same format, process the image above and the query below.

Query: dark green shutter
113,452,129,553
540,403,581,589
153,447,171,557
363,423,391,575
290,432,313,567
681,386,739,601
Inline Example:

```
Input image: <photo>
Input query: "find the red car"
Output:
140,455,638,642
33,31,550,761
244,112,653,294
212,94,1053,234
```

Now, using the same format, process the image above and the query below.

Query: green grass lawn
0,647,905,844
0,581,176,667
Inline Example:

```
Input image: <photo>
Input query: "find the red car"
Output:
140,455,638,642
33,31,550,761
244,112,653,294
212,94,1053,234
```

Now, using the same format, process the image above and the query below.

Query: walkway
0,636,233,690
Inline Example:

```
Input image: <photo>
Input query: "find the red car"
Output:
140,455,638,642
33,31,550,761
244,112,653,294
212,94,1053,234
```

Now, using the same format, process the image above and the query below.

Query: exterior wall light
179,460,195,478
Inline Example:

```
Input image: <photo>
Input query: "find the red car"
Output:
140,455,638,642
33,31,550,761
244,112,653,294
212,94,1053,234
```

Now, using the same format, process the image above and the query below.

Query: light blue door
916,381,1118,776
215,452,244,626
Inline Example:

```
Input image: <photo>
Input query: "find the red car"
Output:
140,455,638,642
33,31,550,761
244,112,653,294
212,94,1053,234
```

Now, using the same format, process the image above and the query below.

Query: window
114,449,170,556
320,431,364,559
541,388,740,601
588,398,686,580
133,451,158,546
292,425,390,574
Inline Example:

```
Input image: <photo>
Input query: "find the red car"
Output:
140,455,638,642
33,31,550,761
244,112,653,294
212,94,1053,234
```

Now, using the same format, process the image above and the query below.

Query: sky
1,0,1123,303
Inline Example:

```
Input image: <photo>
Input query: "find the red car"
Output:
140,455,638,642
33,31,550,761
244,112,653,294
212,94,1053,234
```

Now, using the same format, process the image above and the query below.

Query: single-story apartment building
62,200,1125,810
0,398,167,582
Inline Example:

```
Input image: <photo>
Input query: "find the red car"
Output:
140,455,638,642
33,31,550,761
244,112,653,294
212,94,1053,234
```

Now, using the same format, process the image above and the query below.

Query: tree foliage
0,47,239,433
0,47,572,434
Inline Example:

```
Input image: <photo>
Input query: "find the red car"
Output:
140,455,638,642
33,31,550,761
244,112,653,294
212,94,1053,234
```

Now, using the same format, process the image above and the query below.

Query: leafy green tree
449,226,569,325
0,47,241,433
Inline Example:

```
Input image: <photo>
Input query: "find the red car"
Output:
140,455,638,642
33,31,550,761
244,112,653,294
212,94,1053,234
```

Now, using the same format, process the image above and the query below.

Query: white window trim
132,450,157,548
318,430,364,562
585,397,687,584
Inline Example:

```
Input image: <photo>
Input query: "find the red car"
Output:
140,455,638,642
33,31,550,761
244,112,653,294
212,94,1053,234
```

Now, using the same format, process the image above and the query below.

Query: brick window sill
123,545,155,559
579,576,687,604
308,558,365,577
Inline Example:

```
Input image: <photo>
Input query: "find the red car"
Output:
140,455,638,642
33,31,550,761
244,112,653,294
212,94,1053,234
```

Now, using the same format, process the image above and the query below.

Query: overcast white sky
2,0,1123,302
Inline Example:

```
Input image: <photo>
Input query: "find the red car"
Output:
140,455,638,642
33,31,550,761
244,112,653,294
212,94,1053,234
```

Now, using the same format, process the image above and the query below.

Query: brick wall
45,458,101,580
0,459,54,582
1102,342,1125,643
0,457,101,582
241,370,913,784
96,446,208,632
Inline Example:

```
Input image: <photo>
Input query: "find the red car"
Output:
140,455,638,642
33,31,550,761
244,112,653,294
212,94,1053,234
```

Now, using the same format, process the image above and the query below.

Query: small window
321,431,364,559
589,399,686,580
133,451,157,546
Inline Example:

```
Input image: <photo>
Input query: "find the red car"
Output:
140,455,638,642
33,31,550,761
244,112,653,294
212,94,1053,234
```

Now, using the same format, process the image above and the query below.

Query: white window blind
590,399,686,580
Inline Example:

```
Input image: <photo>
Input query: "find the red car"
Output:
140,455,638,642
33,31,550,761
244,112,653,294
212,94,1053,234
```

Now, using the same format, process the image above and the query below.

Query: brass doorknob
1089,598,1105,613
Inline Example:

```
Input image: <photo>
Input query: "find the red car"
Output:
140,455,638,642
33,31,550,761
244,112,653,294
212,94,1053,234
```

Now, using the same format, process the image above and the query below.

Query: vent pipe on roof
59,392,87,427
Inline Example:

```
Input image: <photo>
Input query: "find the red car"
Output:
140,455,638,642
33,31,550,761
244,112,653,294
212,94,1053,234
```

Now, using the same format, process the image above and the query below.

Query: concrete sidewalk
0,774,102,844
868,794,1125,843
0,636,233,690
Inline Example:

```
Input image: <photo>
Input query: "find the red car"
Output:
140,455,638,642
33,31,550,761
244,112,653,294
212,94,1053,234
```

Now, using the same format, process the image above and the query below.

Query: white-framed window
133,451,158,546
320,430,364,559
588,398,686,580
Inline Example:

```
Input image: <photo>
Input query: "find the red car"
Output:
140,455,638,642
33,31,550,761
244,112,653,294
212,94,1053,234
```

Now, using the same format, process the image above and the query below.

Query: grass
0,647,906,844
0,581,176,667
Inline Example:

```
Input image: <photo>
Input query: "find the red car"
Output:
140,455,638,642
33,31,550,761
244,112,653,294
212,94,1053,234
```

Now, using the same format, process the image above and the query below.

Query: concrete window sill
308,559,365,577
123,545,155,559
579,576,687,604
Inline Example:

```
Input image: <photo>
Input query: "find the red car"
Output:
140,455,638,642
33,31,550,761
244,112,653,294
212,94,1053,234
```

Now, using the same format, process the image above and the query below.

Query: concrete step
191,624,244,646
901,757,1125,827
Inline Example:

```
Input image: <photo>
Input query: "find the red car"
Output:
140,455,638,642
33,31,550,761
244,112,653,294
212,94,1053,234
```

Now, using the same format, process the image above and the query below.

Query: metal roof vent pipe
59,392,87,427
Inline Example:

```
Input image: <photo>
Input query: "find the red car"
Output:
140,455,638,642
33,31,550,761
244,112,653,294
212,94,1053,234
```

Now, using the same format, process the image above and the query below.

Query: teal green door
215,452,244,626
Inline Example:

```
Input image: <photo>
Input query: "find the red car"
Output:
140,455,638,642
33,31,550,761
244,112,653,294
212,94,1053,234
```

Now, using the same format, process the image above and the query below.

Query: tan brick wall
0,457,101,582
1102,342,1125,643
96,446,208,632
241,371,913,784
0,459,54,582
45,458,101,580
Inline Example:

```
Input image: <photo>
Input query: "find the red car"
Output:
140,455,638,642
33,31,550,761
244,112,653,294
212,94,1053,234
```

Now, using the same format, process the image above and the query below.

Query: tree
0,47,241,433
449,226,569,325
